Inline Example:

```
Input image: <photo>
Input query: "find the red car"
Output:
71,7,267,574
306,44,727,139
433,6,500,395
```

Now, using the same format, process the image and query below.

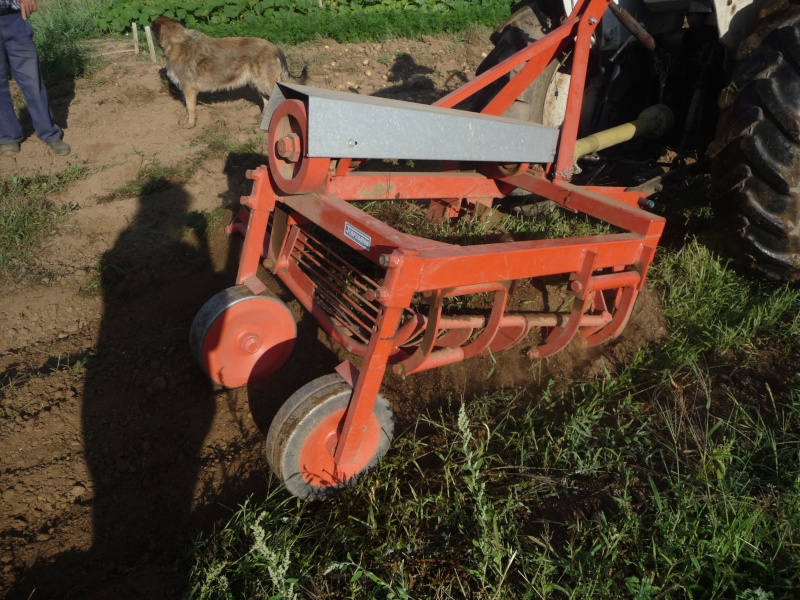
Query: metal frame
227,0,664,471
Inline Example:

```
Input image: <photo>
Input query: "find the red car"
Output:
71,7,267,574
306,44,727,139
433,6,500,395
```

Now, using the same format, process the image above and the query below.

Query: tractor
474,0,800,281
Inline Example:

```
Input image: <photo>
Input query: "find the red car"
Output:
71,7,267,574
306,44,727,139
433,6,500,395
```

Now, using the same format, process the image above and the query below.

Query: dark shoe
0,142,20,156
48,139,70,156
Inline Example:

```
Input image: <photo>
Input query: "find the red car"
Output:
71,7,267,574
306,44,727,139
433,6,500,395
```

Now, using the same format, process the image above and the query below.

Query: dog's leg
180,87,199,128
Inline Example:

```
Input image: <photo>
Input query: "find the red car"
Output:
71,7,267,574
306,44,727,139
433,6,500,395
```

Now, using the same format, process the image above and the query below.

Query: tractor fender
713,0,767,48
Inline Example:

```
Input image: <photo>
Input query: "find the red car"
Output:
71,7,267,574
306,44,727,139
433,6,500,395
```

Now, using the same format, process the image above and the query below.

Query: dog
151,16,307,128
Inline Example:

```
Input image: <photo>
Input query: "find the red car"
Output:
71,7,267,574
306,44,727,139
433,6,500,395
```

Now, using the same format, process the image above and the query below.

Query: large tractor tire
470,0,569,125
710,0,800,282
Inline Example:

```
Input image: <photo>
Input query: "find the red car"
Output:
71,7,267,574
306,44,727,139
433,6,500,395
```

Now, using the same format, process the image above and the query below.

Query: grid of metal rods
290,227,383,344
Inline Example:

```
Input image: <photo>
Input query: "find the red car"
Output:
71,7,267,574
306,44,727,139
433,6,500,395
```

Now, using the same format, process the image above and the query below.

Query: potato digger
189,0,798,498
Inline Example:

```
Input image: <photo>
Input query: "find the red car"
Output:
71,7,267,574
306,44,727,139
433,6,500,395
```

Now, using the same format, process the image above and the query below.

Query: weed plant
99,159,203,201
29,0,105,82
189,238,800,598
363,200,613,246
0,167,87,280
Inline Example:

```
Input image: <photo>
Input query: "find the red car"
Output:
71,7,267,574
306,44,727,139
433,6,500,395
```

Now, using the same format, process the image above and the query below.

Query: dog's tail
278,54,309,87
290,65,308,86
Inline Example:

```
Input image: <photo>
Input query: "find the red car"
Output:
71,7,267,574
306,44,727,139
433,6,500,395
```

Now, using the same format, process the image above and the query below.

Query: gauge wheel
190,285,296,388
710,0,800,281
266,373,394,500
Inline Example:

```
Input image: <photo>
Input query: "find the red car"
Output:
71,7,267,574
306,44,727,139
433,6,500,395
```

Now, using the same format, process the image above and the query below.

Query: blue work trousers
0,12,61,144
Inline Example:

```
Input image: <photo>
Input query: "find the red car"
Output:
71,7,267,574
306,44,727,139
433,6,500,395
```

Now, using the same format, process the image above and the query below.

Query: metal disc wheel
267,99,330,195
266,374,394,500
190,285,296,388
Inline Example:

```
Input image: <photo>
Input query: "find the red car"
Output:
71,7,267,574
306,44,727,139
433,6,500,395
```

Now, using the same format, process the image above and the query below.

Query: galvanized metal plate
263,83,559,164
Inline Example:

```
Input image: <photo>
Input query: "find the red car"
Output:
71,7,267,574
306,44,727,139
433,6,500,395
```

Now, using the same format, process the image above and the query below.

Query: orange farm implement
190,0,665,499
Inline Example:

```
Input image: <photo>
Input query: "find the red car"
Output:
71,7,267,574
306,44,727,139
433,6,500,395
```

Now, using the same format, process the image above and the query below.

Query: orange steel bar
236,167,276,295
334,304,405,466
438,313,612,330
434,15,580,110
282,193,449,256
481,38,571,117
277,195,655,302
583,270,642,292
384,236,652,299
582,185,646,208
326,172,503,202
582,285,639,345
503,172,665,238
554,0,608,179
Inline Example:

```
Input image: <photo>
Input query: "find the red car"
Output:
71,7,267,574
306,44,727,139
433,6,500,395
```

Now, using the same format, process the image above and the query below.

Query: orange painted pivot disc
265,374,393,499
267,99,330,195
298,409,383,487
190,285,296,388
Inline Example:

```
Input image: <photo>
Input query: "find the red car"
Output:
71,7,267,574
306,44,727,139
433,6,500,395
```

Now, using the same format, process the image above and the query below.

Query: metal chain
654,53,672,103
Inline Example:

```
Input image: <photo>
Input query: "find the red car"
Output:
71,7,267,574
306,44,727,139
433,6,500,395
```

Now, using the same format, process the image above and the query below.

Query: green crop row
95,0,510,38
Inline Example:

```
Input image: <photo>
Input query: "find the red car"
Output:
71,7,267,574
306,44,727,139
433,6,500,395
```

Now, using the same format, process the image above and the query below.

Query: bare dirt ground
0,33,664,599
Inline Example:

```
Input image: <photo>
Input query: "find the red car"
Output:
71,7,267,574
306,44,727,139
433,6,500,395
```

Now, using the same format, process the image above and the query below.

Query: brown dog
151,16,307,128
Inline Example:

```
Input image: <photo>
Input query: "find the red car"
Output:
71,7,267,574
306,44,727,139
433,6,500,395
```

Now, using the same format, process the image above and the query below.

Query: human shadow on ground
5,182,244,599
372,52,467,105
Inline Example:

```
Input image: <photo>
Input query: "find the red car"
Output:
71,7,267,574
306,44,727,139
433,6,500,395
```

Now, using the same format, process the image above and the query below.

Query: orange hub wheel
190,285,296,388
267,99,330,194
265,374,394,499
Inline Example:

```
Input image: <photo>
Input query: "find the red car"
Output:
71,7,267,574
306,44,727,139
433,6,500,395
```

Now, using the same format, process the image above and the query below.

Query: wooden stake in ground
132,22,139,54
144,25,157,63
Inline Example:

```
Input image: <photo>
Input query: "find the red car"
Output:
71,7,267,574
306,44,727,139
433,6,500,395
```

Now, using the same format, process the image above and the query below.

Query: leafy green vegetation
30,0,106,82
188,240,800,598
0,167,88,280
96,0,510,44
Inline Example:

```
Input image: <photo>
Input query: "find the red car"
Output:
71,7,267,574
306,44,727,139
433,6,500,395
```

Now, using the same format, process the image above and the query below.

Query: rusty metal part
574,104,674,159
608,1,656,52
267,99,330,194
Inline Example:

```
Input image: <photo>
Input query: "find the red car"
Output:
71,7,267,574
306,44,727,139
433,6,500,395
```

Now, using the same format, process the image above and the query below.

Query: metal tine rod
298,229,382,291
291,249,380,321
310,284,374,344
291,239,381,306
292,256,378,338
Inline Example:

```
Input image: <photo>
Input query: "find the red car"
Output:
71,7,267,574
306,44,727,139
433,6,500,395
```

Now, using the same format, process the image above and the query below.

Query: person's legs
0,15,25,145
3,12,62,143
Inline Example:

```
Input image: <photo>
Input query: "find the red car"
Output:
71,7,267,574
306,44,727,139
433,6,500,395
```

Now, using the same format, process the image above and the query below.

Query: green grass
184,208,229,241
188,240,800,598
363,199,614,246
98,159,202,202
190,123,264,158
0,167,88,280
